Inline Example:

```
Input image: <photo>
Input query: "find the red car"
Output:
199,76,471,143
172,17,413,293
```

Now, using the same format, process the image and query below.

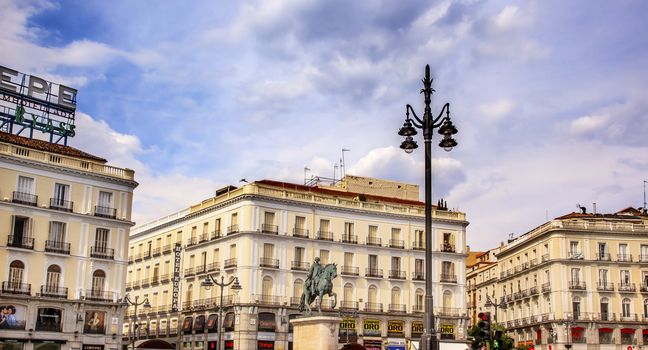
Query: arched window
343,283,354,305
415,288,424,312
91,270,105,297
262,276,273,300
9,260,25,288
621,298,631,318
45,265,61,292
600,297,609,321
368,285,378,310
643,299,648,318
572,296,581,319
390,287,401,311
441,261,455,282
185,284,193,307
443,290,452,311
293,279,303,299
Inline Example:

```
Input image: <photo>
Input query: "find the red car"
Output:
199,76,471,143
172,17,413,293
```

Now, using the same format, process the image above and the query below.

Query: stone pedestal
291,315,341,350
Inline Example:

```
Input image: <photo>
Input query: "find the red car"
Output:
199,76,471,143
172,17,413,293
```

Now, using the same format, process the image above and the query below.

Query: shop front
386,320,405,350
362,319,382,350
339,318,358,344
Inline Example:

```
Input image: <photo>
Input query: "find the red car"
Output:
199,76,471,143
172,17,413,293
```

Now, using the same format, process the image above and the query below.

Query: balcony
364,302,383,312
340,266,359,276
436,307,464,317
195,264,207,275
388,304,406,313
150,276,159,285
291,261,310,271
184,267,195,277
341,235,358,244
255,294,282,305
541,253,549,262
152,247,161,256
412,272,425,281
389,239,404,249
596,282,614,291
163,244,173,254
365,236,381,246
412,304,424,313
211,229,222,240
568,281,586,290
617,254,632,262
207,262,220,272
639,254,648,263
160,273,171,283
90,246,114,260
440,274,457,283
2,281,31,295
49,198,73,212
316,230,334,241
412,241,425,250
365,268,383,278
640,284,648,293
292,227,309,238
568,251,583,259
143,251,151,259
340,300,359,310
618,283,636,292
39,285,67,298
224,258,237,269
529,286,538,296
440,243,455,253
290,297,301,306
388,270,406,280
45,240,71,255
261,224,278,234
596,252,611,261
541,282,551,293
227,224,239,235
140,278,150,287
94,205,117,219
529,258,538,267
85,289,115,302
12,191,37,206
198,233,209,243
7,235,34,249
186,236,197,247
260,257,279,268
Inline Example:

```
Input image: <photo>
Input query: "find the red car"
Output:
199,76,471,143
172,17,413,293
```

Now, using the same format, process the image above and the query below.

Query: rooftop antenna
303,167,311,185
341,148,350,179
644,180,647,211
333,163,339,183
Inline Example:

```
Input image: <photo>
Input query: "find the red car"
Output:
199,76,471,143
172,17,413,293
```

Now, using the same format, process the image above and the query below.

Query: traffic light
477,312,491,341
493,330,503,349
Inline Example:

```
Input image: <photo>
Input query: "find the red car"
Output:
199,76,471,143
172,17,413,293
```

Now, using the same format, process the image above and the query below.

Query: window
344,283,354,303
95,228,109,250
15,176,35,204
600,297,609,321
320,250,329,264
52,183,70,208
293,279,303,298
10,216,32,247
295,216,305,229
442,232,454,252
571,268,580,283
344,252,354,267
390,287,401,306
368,285,378,304
229,244,237,259
415,289,424,311
598,269,608,284
621,270,630,285
186,284,193,305
98,191,113,207
294,247,304,263
643,299,648,318
231,213,238,226
621,298,631,318
597,242,607,259
91,270,106,296
319,219,330,232
641,244,648,262
368,255,378,269
344,222,354,241
569,241,580,257
442,290,452,310
391,256,401,271
415,259,424,278
262,276,273,297
264,212,275,225
442,261,455,280
391,228,401,241
45,265,61,291
415,229,424,245
8,260,25,287
263,243,274,259
368,225,377,239
572,296,581,319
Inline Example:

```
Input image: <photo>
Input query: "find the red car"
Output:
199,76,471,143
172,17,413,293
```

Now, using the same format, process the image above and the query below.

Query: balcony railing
529,258,538,267
340,300,359,310
94,205,117,219
541,253,549,262
640,284,648,293
152,247,161,256
291,261,310,271
640,254,648,262
35,322,62,332
255,294,282,305
198,233,209,243
365,268,383,278
140,278,150,287
316,230,334,241
596,282,614,291
568,251,583,259
365,236,381,246
224,258,237,269
412,272,425,281
541,282,551,293
388,270,406,279
617,254,632,262
90,246,115,260
49,198,74,212
40,285,68,298
529,286,538,296
365,302,383,312
12,191,37,206
163,244,173,254
207,262,220,272
184,267,195,277
412,241,425,250
341,266,359,276
260,257,279,268
292,227,309,238
211,229,222,240
7,235,34,249
440,243,455,252
186,237,197,246
440,274,457,283
341,235,358,244
160,273,171,283
618,283,636,292
45,240,71,254
261,224,278,234
568,281,586,290
412,304,424,313
436,307,464,317
388,304,406,313
195,264,207,275
596,252,611,261
227,224,239,235
2,281,31,295
389,239,404,249
290,297,301,306
84,289,115,302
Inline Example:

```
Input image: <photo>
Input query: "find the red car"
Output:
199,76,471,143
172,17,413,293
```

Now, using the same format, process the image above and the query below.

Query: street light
202,275,242,350
122,294,151,350
397,64,458,350
484,294,507,325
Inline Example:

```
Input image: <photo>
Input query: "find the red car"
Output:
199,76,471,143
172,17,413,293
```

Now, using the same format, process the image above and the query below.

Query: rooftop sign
0,65,77,145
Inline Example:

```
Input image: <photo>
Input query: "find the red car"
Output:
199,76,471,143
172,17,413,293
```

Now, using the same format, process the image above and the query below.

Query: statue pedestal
291,315,341,350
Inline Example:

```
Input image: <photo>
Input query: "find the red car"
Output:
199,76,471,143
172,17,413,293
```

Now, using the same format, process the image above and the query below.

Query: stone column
291,316,341,350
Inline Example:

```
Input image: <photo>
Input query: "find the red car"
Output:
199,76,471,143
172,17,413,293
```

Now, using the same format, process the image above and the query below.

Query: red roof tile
0,132,106,162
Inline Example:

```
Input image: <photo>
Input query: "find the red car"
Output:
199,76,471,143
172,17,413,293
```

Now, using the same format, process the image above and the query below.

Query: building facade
466,249,499,326
470,207,648,349
0,133,138,350
124,176,470,350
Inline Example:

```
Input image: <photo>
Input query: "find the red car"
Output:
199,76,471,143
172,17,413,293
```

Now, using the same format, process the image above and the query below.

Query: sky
1,0,647,250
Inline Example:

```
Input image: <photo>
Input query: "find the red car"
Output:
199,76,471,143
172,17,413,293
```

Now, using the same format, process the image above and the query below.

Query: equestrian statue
298,257,337,315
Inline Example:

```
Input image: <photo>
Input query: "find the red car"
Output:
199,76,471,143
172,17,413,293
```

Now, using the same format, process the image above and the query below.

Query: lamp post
397,64,458,350
484,294,506,325
122,294,151,350
202,275,242,350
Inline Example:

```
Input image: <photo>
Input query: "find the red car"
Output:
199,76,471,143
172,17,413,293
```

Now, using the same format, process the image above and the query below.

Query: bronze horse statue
299,263,337,315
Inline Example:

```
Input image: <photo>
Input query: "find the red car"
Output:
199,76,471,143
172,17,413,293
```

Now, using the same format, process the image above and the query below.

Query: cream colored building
124,176,470,350
473,207,648,349
0,132,137,350
466,248,499,325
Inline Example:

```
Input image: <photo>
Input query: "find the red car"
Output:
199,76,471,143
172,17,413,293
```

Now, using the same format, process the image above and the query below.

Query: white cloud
569,114,610,136
493,6,527,30
478,99,514,123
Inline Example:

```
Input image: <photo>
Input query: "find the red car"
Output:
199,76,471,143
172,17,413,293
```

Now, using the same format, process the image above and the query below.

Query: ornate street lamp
122,294,151,350
397,64,458,350
484,294,507,324
202,275,242,350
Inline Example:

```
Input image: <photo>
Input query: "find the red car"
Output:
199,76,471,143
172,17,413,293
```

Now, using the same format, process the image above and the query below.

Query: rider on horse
306,257,323,294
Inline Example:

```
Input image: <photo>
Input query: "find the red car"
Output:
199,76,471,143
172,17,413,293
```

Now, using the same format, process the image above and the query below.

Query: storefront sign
363,319,381,337
224,340,234,350
411,321,423,337
363,339,382,350
387,320,404,337
82,345,103,350
258,313,276,332
172,243,182,312
257,341,274,349
440,324,455,340
340,318,356,331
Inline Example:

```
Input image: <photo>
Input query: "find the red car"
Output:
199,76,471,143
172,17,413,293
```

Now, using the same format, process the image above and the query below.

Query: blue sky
2,0,648,250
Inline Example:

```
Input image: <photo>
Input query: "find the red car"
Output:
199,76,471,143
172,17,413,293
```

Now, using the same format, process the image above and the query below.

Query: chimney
593,202,597,214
